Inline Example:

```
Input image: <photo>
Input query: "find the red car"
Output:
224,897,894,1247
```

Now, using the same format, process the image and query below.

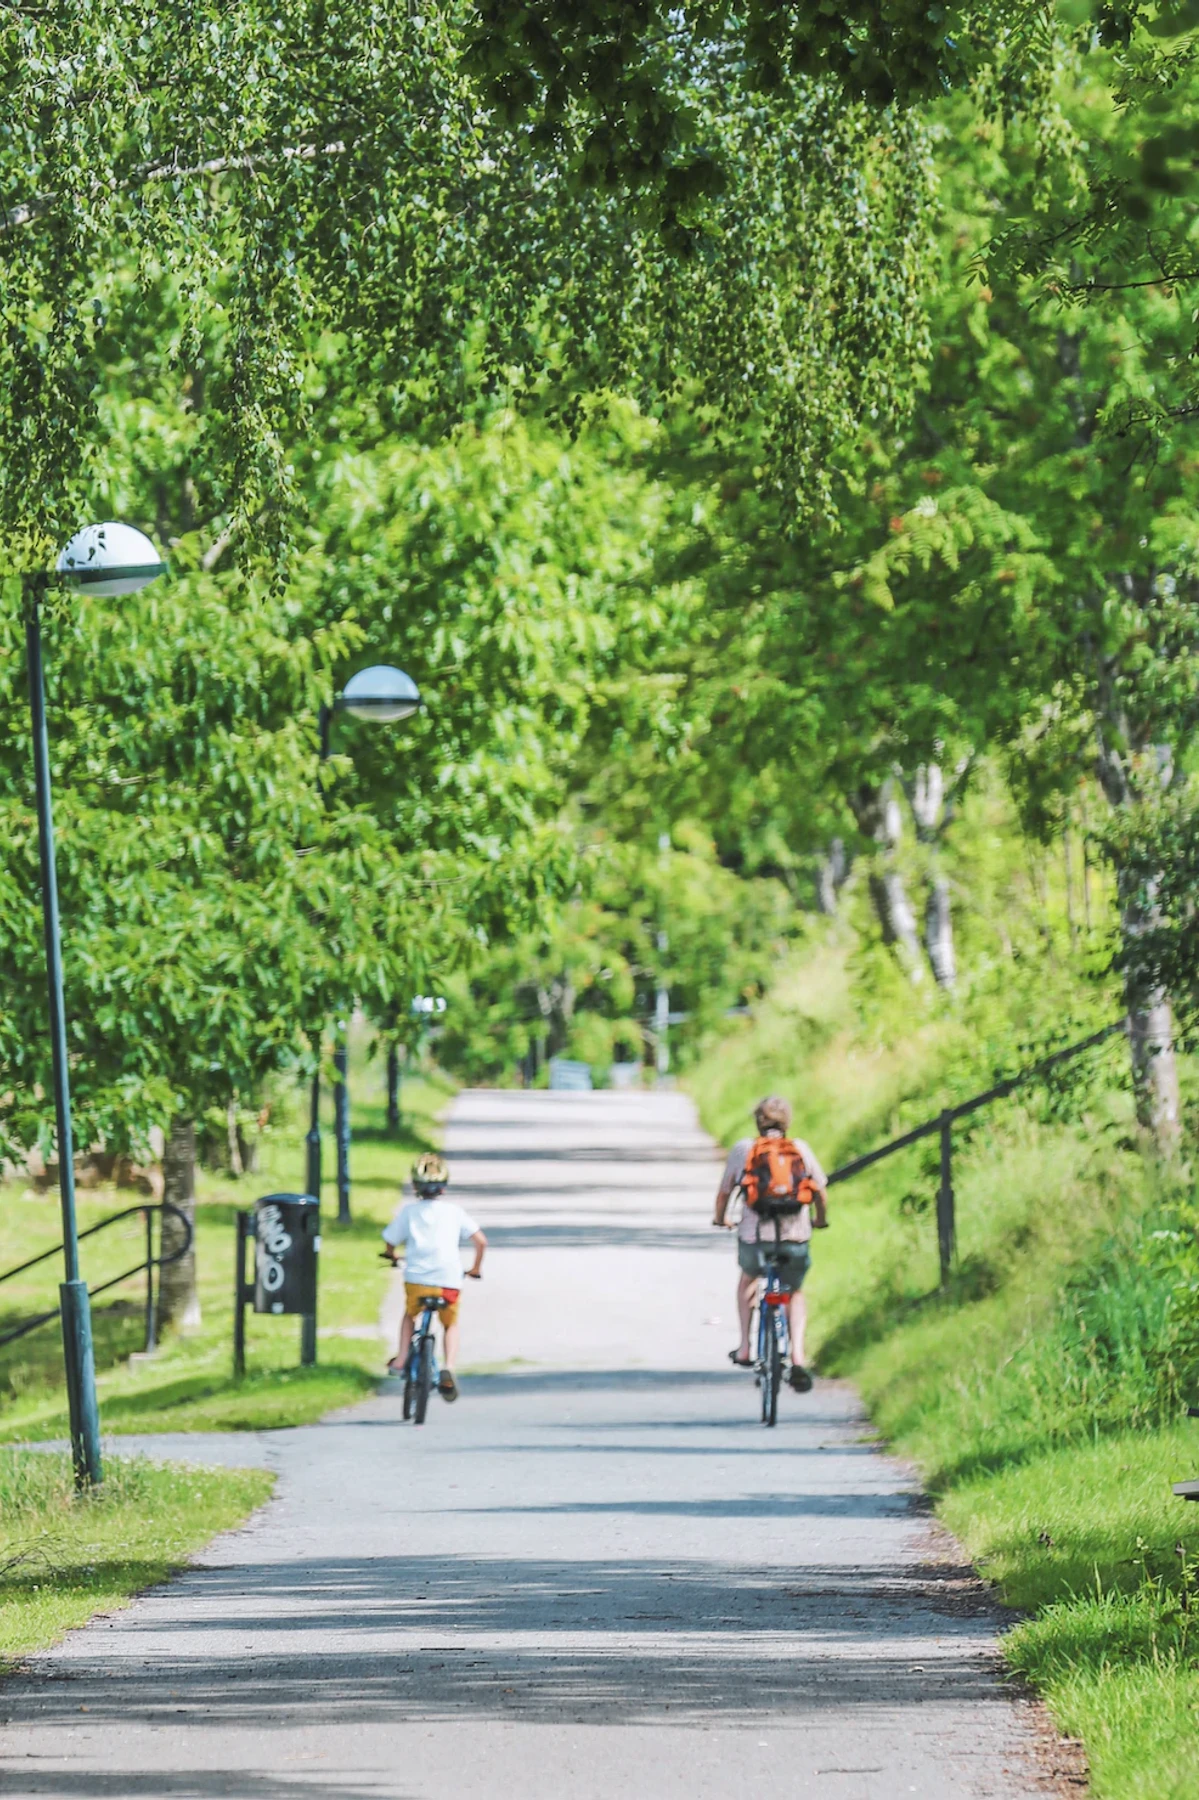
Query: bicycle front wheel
761,1312,781,1427
414,1334,435,1425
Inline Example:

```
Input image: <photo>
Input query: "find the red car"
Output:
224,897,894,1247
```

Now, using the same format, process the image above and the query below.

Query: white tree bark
853,782,923,980
1119,869,1182,1153
924,876,957,990
904,762,958,990
1095,690,1182,1157
226,1098,244,1177
880,870,925,974
816,837,849,914
910,763,944,836
159,1114,202,1333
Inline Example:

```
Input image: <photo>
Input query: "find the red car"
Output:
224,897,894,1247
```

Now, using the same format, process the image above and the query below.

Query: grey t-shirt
717,1136,826,1245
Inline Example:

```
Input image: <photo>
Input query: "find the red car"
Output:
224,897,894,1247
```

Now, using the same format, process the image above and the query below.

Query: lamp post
308,664,421,1229
24,522,167,1488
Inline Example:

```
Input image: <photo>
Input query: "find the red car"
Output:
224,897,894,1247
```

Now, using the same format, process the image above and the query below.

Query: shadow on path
4,1556,1006,1730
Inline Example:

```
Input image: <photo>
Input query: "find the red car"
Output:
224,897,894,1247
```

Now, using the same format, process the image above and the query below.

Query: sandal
438,1370,459,1402
788,1364,813,1393
728,1350,753,1368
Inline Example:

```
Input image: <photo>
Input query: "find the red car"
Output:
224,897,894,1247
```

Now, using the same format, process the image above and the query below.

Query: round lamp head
339,664,421,724
57,522,167,596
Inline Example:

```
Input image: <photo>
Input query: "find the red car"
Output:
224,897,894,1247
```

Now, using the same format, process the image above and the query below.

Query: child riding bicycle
382,1152,486,1402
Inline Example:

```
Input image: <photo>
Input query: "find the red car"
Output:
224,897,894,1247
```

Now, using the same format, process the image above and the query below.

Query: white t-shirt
717,1135,826,1245
382,1198,480,1286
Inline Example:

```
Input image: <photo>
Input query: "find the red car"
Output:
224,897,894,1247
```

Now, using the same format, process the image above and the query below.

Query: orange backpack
741,1136,820,1218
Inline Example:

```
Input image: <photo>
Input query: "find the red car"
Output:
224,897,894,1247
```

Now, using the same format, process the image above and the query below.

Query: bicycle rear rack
0,1202,193,1355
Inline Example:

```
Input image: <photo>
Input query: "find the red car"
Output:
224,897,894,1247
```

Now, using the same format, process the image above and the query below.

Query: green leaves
0,401,688,1148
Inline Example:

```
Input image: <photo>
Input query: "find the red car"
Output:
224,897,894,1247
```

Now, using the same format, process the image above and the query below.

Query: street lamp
24,521,168,1488
305,663,422,1239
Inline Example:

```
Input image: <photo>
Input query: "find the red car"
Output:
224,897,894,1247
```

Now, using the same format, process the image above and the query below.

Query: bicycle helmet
412,1151,449,1197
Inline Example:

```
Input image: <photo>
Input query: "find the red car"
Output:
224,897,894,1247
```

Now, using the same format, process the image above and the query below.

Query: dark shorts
737,1240,811,1291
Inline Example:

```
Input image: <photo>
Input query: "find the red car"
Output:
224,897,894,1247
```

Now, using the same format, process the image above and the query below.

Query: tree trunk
925,876,957,990
907,763,957,990
1119,870,1182,1153
852,783,923,980
1095,691,1182,1157
878,870,924,975
387,1042,401,1132
159,1114,201,1333
909,763,944,837
815,837,849,915
226,1099,243,1177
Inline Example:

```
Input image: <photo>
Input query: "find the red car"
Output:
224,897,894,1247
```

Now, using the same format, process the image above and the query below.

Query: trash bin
253,1193,319,1315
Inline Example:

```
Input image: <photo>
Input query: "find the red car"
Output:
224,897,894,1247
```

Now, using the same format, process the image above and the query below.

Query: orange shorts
404,1284,460,1328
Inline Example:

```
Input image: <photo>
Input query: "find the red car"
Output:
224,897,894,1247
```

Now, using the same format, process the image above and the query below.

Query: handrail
0,1201,193,1353
824,1019,1126,1284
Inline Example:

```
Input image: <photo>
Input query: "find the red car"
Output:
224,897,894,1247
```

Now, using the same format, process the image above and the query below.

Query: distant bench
548,1057,593,1091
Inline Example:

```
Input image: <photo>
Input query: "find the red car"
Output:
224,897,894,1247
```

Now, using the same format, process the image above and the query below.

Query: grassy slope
688,929,1199,1800
0,1447,273,1661
0,1050,455,1440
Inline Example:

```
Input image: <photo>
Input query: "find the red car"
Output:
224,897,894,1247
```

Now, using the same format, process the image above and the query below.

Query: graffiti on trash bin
256,1202,291,1310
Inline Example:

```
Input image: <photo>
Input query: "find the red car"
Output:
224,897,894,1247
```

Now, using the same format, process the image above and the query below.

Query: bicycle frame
402,1291,455,1424
407,1302,441,1382
755,1263,792,1365
752,1227,793,1427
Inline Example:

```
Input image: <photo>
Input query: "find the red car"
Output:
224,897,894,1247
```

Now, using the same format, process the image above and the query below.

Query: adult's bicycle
753,1238,792,1428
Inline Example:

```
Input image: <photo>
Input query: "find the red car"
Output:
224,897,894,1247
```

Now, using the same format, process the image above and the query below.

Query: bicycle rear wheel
414,1333,435,1425
761,1311,781,1427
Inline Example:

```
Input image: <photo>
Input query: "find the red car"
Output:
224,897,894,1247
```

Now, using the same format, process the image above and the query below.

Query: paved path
0,1090,1047,1799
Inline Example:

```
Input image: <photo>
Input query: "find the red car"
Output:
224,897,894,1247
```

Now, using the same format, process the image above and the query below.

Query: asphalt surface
0,1089,1046,1799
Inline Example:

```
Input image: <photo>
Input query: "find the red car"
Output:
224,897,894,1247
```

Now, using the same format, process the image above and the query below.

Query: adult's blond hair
754,1095,792,1132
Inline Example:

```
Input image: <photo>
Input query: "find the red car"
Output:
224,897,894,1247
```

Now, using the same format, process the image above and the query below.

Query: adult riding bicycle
712,1104,829,1420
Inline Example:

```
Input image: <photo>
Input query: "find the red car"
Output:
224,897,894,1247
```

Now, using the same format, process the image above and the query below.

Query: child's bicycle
403,1290,451,1425
382,1263,481,1426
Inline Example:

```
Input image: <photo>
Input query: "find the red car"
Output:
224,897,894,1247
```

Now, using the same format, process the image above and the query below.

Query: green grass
687,928,1199,1800
0,1446,273,1660
0,1044,455,1440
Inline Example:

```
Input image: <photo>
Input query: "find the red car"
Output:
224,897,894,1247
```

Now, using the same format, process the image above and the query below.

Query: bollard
233,1210,252,1377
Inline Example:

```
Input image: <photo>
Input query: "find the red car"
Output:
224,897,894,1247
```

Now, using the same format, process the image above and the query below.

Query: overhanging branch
3,139,349,234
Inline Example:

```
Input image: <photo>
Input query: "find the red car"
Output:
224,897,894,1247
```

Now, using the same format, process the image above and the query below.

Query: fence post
937,1110,955,1285
143,1206,157,1354
300,1232,317,1369
334,1038,351,1224
233,1210,250,1377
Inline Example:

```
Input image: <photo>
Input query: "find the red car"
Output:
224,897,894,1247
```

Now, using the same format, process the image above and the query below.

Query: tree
1,0,935,572
464,0,1044,220
0,403,690,1162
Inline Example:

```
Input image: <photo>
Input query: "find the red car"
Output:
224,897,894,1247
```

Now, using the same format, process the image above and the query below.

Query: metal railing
0,1202,193,1354
825,1021,1126,1284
